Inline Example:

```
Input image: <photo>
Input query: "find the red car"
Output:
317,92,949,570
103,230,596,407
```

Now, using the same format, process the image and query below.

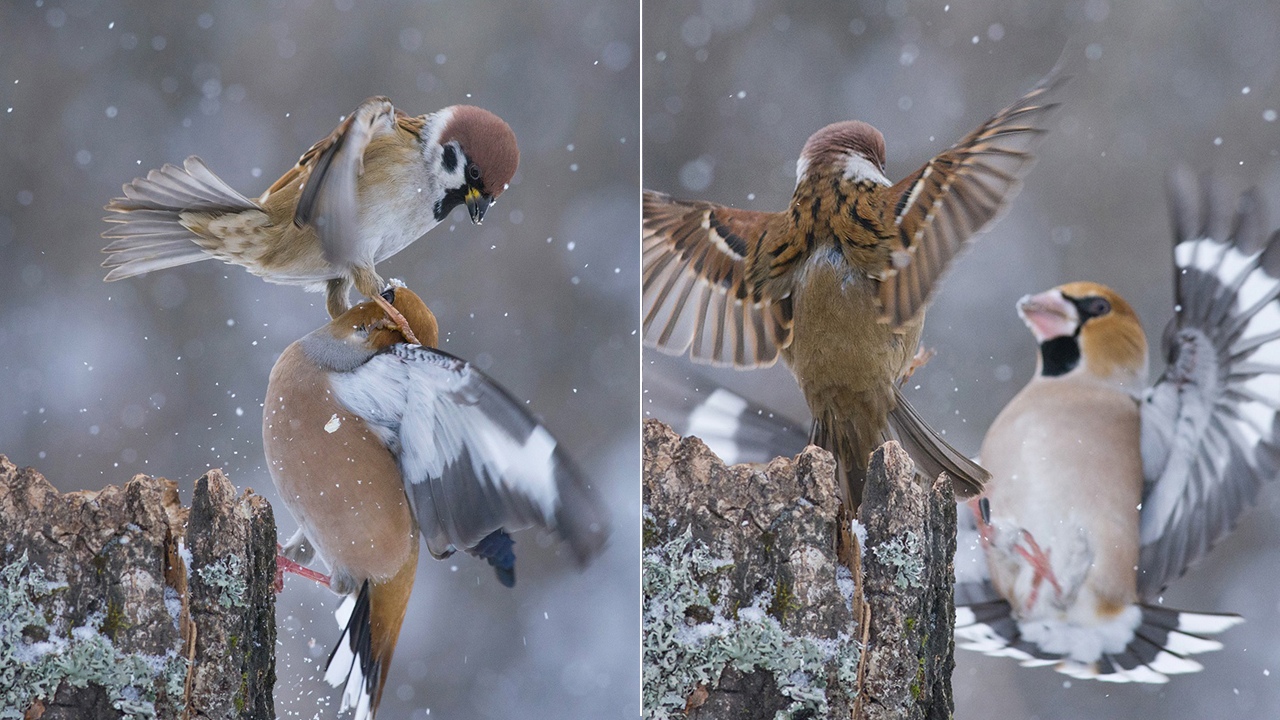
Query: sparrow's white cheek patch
841,154,891,186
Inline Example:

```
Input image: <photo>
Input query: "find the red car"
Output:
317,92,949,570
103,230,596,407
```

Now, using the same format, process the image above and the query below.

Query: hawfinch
103,97,519,318
263,284,608,717
642,71,1064,507
954,170,1280,682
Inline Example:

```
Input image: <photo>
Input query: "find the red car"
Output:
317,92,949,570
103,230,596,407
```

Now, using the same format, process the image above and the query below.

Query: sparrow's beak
465,187,490,225
1017,290,1079,342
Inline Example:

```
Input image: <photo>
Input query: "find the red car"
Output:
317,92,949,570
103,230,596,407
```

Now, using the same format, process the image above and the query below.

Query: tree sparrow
103,97,519,319
264,285,608,718
954,169,1280,682
642,72,1063,506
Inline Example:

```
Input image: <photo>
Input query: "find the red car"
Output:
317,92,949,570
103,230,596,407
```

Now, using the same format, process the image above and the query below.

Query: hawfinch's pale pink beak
1017,290,1079,343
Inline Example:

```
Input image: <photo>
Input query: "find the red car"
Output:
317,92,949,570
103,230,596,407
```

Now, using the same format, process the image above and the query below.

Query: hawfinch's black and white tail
324,558,416,720
955,601,1242,683
102,156,258,280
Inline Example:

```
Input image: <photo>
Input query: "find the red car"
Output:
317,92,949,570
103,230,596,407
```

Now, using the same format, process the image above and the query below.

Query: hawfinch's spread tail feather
955,600,1242,683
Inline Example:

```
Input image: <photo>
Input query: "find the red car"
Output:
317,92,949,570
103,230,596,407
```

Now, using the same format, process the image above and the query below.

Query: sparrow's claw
900,346,936,385
372,292,422,345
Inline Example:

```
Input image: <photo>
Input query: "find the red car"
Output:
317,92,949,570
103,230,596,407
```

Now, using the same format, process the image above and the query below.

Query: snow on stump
0,455,277,720
642,419,957,720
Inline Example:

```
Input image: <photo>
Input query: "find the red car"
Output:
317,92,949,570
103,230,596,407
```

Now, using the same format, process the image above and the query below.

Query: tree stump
642,419,956,720
0,455,276,720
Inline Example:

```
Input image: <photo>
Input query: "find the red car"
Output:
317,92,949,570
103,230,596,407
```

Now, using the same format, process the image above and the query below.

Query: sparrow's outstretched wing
1138,168,1280,596
643,190,793,368
880,72,1065,326
278,96,405,270
331,343,610,566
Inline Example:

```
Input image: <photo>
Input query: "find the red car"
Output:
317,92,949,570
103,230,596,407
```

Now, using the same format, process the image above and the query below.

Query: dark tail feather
323,555,417,719
886,385,989,498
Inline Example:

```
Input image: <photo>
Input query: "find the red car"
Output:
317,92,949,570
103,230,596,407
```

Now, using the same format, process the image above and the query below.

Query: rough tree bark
0,455,276,720
642,419,956,720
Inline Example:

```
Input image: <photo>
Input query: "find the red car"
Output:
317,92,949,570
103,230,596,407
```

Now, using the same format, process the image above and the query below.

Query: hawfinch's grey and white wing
1138,168,1280,597
332,344,609,565
283,96,400,269
643,190,793,368
643,362,809,465
880,72,1064,326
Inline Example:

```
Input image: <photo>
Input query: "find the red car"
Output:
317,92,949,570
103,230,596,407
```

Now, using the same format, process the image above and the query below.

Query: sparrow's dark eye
467,162,481,181
380,287,396,303
1079,296,1112,318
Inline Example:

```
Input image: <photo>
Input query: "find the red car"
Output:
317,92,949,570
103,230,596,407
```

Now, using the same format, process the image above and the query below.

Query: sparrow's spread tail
955,599,1242,683
101,156,259,281
324,555,417,720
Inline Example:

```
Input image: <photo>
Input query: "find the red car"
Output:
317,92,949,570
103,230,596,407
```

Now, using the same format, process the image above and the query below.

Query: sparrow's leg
275,544,332,594
372,292,422,346
325,277,352,319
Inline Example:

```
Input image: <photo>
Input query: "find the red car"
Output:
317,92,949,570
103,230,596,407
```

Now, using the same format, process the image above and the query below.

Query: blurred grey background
0,1,638,718
644,0,1280,717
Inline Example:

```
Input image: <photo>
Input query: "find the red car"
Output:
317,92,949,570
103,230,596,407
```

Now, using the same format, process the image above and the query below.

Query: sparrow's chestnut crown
439,105,519,198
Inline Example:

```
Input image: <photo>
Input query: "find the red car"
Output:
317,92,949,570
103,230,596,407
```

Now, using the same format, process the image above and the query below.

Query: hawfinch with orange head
642,69,1066,507
103,97,518,318
263,285,608,718
954,170,1280,682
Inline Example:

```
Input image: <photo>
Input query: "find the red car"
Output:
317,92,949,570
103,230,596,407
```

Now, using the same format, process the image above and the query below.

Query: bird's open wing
643,190,793,368
642,361,809,465
271,96,401,269
331,344,609,566
879,71,1065,326
1138,168,1280,596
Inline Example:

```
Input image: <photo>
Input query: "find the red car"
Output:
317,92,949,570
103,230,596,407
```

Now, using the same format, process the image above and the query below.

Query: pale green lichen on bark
0,552,185,719
643,528,860,720
196,555,248,609
871,530,924,590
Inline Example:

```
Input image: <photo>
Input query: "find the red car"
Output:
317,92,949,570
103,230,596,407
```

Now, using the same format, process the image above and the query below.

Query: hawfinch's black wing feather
1138,168,1280,596
643,190,793,368
289,96,398,269
880,72,1064,326
333,344,609,566
643,362,809,465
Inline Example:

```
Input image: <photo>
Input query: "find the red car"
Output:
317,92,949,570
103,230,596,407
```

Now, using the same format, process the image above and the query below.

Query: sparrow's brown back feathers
643,70,1064,503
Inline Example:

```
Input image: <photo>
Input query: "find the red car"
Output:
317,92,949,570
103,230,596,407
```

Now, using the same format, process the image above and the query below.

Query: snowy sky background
0,1,639,718
644,0,1280,717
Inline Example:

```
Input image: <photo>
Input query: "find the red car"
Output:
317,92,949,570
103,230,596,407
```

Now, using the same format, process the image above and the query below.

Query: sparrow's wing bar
879,71,1066,327
1138,168,1280,597
642,190,793,368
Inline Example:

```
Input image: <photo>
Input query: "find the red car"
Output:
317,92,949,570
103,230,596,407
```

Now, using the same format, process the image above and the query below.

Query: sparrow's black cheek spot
442,145,458,173
1040,336,1082,377
434,186,469,221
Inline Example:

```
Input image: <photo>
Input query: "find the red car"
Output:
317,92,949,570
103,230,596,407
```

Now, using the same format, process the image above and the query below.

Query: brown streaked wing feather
878,72,1067,326
642,190,792,368
277,97,399,268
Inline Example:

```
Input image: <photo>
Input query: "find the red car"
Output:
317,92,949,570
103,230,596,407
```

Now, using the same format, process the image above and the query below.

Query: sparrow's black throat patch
1039,336,1081,377
434,186,468,221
